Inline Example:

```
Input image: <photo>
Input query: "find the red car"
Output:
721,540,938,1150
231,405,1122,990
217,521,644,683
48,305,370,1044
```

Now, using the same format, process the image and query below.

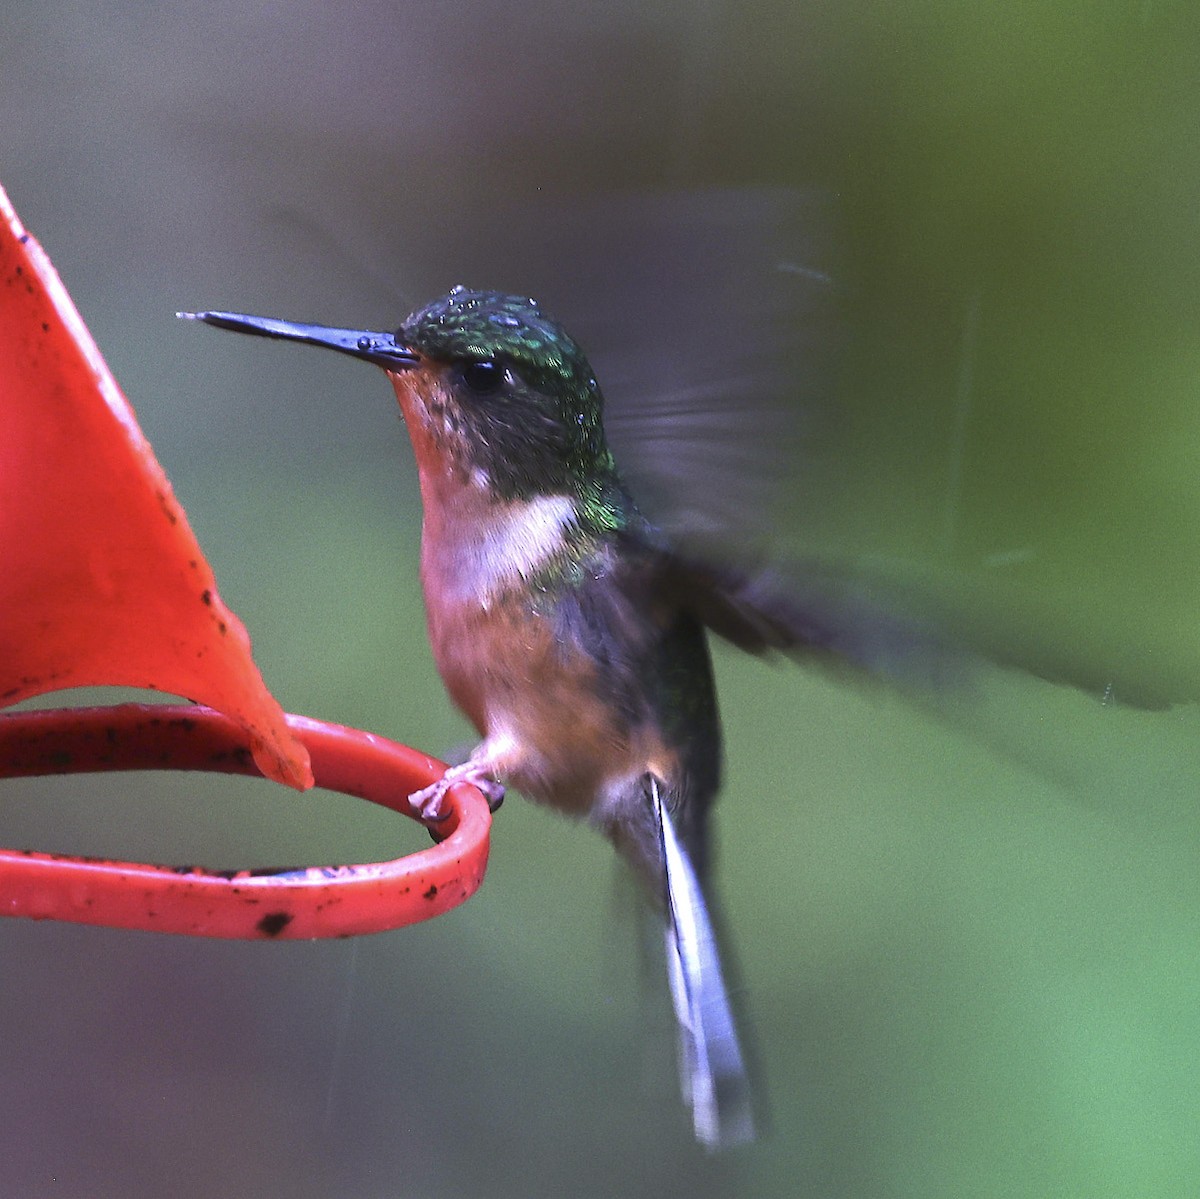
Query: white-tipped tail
651,778,754,1149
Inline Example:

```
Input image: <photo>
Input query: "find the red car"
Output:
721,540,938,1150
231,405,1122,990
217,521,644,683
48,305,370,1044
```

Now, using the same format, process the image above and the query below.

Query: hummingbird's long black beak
177,311,420,371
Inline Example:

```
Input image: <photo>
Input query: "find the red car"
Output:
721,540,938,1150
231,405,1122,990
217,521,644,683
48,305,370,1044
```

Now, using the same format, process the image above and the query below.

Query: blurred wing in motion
665,548,1194,711
547,191,1195,712
576,187,841,552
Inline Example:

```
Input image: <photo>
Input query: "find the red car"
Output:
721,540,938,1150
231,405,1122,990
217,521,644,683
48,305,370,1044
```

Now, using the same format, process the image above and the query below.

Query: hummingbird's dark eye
459,359,506,395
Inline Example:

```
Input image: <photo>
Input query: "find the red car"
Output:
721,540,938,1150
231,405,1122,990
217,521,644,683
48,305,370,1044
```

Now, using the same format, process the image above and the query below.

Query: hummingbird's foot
409,761,506,823
412,732,517,838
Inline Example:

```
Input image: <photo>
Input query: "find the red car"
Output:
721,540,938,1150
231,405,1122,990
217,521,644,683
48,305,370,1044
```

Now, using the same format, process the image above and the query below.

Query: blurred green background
4,2,1200,1196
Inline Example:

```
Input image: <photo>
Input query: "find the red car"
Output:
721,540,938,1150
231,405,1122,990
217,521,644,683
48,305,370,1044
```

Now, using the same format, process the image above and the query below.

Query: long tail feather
650,776,754,1149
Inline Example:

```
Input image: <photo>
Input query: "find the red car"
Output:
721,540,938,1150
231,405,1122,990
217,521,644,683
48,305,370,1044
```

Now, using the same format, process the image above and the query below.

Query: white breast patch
426,492,579,607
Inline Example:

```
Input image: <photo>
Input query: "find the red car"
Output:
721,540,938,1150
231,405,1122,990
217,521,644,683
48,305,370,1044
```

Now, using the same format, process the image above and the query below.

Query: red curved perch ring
0,705,491,939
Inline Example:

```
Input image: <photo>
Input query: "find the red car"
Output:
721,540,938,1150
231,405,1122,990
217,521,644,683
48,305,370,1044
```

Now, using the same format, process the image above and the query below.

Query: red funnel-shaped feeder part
0,184,309,789
0,183,490,934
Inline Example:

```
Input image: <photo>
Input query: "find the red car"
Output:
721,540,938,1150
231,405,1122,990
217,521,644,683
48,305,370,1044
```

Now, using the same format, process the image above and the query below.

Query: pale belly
425,593,671,819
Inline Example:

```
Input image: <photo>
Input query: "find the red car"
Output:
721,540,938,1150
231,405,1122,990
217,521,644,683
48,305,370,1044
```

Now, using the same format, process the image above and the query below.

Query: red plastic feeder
0,182,490,936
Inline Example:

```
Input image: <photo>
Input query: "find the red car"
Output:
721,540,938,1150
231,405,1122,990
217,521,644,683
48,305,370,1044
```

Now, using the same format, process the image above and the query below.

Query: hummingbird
181,284,1184,1148
183,285,842,1148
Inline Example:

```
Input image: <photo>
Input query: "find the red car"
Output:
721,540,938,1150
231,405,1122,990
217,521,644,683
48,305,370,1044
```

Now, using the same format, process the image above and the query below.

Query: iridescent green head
401,287,600,401
395,286,617,502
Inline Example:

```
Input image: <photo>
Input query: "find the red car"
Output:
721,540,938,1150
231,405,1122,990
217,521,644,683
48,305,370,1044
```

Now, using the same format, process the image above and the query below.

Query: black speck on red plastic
257,911,293,937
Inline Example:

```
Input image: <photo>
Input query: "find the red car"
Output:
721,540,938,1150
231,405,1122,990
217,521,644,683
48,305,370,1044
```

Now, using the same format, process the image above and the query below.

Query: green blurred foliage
3,2,1200,1196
